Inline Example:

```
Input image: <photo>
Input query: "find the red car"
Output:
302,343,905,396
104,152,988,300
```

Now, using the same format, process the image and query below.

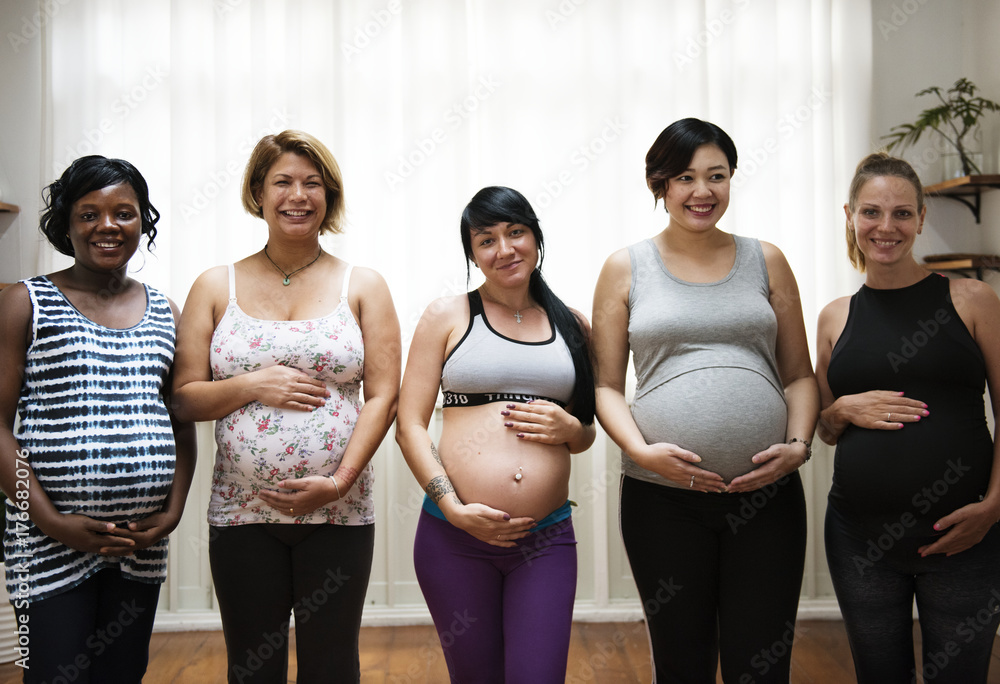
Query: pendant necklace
264,244,322,286
480,287,527,324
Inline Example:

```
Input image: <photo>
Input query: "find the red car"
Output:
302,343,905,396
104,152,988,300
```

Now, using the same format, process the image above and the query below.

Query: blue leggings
826,503,1000,684
14,567,161,684
619,473,807,684
413,510,577,684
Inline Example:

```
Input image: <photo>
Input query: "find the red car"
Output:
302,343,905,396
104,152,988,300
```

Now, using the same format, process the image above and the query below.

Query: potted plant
882,77,1000,178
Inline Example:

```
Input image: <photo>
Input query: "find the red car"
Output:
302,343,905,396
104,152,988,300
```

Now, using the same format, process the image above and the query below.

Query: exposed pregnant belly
632,366,787,483
439,404,571,521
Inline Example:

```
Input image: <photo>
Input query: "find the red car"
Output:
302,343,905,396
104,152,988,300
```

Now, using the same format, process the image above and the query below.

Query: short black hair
645,118,738,207
40,155,160,257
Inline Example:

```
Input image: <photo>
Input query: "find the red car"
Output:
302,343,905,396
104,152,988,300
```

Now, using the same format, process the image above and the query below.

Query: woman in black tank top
816,152,1000,683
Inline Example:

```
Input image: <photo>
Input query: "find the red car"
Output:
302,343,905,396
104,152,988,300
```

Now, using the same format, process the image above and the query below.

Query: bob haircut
459,186,596,425
241,129,346,235
39,155,160,257
845,152,924,273
645,117,739,208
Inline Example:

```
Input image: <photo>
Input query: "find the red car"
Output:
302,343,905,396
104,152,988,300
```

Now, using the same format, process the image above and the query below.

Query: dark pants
620,473,807,684
413,510,578,684
826,503,1000,684
209,523,375,684
14,567,160,684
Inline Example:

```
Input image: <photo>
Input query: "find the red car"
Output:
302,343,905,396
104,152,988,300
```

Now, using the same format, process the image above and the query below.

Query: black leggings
14,567,161,684
826,503,1000,684
620,474,806,684
209,523,375,684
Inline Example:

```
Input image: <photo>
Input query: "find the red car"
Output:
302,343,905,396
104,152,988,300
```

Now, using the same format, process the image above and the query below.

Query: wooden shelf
0,202,19,213
924,175,1000,223
924,254,1000,280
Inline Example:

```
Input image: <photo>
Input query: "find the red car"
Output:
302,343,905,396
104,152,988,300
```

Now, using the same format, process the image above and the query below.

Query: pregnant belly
632,367,787,482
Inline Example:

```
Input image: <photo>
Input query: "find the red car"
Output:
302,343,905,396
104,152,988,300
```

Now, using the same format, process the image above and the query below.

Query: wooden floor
1,620,999,682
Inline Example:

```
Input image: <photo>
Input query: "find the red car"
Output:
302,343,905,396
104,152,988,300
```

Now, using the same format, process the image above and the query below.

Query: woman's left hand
918,502,1000,557
726,441,808,493
259,476,338,517
501,400,580,446
118,511,182,552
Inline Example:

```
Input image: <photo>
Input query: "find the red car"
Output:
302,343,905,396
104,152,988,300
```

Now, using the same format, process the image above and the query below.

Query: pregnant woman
592,118,819,683
396,186,595,683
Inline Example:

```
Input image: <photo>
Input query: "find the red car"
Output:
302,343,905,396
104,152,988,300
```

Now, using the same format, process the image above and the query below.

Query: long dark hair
40,155,160,257
460,186,595,425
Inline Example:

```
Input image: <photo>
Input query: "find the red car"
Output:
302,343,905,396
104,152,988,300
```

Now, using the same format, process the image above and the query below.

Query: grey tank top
441,290,576,407
624,236,788,486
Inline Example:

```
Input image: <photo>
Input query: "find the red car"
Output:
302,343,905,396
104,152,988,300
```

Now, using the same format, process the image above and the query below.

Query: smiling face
256,152,327,238
67,183,142,274
663,144,732,232
847,175,925,270
469,222,539,290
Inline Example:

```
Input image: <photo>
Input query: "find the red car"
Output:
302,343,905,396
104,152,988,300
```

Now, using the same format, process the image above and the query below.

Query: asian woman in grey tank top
592,118,819,683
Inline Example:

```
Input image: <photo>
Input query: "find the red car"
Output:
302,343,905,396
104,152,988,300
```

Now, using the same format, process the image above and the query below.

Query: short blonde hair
241,130,345,235
845,152,924,273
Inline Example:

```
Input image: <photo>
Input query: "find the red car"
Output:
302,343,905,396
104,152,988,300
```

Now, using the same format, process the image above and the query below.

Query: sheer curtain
44,0,871,622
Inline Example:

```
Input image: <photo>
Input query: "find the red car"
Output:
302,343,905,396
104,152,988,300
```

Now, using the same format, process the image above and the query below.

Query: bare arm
592,249,725,492
0,285,135,555
729,242,819,492
262,268,402,514
814,296,928,445
120,297,198,550
919,278,1000,556
395,297,534,547
171,266,329,422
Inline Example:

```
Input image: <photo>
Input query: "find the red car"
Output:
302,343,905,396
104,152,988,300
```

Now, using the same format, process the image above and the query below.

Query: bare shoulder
417,294,469,330
189,265,230,298
347,265,389,291
758,240,793,274
949,276,1000,333
0,282,32,326
817,296,851,339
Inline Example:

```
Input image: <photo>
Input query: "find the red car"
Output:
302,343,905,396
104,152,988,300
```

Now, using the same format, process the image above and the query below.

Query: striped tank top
4,276,178,603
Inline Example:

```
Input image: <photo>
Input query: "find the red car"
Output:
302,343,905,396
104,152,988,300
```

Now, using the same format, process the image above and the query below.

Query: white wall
0,0,45,283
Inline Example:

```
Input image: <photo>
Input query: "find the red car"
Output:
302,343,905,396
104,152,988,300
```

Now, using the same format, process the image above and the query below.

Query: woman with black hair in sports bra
396,186,595,683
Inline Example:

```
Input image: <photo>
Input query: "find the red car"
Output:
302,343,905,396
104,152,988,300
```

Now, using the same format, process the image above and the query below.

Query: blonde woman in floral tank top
174,131,400,684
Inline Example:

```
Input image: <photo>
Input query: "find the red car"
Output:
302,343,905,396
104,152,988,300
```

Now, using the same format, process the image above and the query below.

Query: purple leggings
413,510,577,683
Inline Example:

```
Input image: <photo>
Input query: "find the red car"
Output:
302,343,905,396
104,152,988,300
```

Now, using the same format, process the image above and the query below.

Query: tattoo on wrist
335,466,360,489
426,475,454,504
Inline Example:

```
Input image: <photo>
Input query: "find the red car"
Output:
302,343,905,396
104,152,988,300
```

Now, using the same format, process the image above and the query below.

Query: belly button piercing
514,467,523,482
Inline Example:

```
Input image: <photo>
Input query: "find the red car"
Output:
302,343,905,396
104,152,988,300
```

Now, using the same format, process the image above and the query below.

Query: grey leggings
826,503,1000,684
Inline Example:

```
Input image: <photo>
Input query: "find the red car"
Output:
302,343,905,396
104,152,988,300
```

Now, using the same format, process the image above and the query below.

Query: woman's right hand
445,503,536,548
45,513,138,556
252,365,330,411
826,390,928,431
632,442,727,493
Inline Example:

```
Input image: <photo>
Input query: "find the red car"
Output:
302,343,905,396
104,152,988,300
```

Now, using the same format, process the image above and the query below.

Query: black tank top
827,274,992,538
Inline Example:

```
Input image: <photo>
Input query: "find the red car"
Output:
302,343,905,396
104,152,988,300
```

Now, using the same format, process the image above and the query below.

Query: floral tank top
208,264,373,526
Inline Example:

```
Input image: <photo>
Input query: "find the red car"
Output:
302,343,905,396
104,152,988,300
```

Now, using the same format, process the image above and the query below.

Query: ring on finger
689,475,695,488
887,412,891,421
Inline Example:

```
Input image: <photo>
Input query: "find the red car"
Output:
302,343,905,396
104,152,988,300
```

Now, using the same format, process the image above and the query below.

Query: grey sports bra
440,290,576,408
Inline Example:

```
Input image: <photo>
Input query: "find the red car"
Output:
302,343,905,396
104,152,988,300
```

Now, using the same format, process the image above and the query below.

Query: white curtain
43,0,871,623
